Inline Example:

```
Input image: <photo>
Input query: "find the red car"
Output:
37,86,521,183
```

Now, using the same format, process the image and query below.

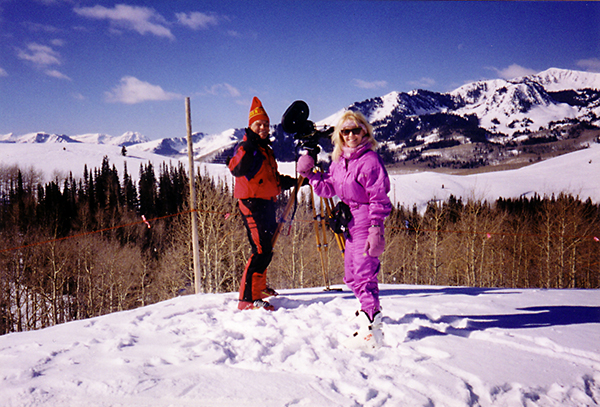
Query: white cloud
74,4,174,39
408,77,436,89
45,69,71,80
17,43,61,67
0,67,7,77
203,83,241,97
491,64,538,80
23,22,61,33
352,79,388,90
176,11,219,30
576,58,600,73
105,76,183,104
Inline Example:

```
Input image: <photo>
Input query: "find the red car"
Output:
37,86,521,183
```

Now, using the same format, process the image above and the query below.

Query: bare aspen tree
538,197,556,288
423,200,446,285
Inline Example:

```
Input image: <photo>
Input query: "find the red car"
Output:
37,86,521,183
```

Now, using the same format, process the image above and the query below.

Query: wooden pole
186,97,202,294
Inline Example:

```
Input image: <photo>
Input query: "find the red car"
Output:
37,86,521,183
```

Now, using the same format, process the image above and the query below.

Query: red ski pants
238,198,277,302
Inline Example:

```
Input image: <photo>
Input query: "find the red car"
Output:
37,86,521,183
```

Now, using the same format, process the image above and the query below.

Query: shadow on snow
395,305,600,341
272,286,600,342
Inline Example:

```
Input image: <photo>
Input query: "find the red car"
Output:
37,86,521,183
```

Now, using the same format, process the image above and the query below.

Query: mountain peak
115,131,150,147
531,67,600,91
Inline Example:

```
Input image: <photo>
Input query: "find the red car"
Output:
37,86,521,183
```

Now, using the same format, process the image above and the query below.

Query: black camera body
282,100,334,160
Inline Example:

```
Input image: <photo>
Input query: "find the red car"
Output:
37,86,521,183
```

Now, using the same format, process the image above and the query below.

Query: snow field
1,284,598,406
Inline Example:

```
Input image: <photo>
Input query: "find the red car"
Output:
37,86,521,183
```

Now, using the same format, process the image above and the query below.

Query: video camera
281,100,334,160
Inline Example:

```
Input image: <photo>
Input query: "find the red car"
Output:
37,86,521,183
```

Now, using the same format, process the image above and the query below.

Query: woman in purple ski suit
297,110,392,333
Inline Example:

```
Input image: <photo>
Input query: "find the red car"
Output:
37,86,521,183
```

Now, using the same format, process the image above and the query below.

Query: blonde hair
331,110,377,161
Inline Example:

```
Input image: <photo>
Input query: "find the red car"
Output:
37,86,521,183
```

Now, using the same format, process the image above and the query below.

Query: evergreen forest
1,157,598,335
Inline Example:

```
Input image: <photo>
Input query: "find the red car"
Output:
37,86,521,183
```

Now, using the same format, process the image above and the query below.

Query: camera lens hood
282,100,310,134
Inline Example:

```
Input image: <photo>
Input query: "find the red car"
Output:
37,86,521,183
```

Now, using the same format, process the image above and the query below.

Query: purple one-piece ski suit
307,141,392,319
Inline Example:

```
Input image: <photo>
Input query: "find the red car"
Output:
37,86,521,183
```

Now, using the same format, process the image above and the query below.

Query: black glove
280,175,298,191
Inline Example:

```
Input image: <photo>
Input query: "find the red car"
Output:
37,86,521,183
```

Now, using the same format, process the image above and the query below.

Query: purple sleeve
308,171,337,199
358,154,392,225
307,162,339,199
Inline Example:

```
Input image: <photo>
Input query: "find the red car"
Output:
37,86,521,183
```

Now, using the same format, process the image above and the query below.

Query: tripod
272,175,345,291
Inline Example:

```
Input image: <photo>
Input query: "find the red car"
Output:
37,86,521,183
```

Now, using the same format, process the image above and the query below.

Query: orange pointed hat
248,96,269,127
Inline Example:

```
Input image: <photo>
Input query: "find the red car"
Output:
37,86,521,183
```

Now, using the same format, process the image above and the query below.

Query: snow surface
388,142,600,212
0,285,598,406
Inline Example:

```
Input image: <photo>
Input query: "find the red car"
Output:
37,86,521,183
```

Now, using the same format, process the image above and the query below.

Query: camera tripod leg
272,175,305,247
324,198,346,256
271,175,345,292
309,187,345,292
310,187,329,289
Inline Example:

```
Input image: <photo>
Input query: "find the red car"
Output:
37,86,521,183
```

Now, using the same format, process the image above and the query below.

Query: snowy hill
0,284,598,406
450,78,579,136
1,129,240,162
0,131,150,146
389,142,600,211
0,132,79,144
70,131,150,147
129,128,241,160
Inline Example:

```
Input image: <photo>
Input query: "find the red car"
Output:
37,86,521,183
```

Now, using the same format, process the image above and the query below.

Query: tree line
1,157,598,335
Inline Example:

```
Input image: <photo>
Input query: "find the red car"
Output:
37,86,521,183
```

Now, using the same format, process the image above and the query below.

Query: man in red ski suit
228,97,296,311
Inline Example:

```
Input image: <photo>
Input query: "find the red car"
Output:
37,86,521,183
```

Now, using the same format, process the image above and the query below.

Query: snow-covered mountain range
0,131,150,146
2,68,600,163
323,68,599,129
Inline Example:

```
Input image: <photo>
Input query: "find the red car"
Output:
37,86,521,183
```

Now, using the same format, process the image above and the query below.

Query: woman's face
340,122,365,148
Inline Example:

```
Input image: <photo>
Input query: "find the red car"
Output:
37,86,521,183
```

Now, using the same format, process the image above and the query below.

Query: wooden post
186,97,202,294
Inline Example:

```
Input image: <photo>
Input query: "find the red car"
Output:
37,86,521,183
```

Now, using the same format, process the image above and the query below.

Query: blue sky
1,0,599,140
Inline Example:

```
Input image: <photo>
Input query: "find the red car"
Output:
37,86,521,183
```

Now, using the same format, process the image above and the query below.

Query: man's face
250,120,270,139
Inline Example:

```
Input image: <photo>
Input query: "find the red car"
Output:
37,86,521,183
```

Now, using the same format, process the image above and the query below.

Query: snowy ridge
451,79,579,136
0,285,598,406
1,131,150,147
318,68,600,138
8,132,78,144
1,129,239,162
531,67,600,92
129,128,239,160
433,68,599,136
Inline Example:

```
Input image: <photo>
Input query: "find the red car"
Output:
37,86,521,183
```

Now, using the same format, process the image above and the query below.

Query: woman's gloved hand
297,154,315,178
364,224,385,257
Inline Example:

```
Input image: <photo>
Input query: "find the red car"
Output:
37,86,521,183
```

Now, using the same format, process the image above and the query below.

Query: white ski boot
343,310,383,350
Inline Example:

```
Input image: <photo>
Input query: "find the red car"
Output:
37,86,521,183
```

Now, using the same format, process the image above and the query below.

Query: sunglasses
340,127,364,136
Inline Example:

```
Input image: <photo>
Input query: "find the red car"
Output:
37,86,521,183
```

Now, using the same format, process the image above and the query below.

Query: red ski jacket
228,129,284,200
